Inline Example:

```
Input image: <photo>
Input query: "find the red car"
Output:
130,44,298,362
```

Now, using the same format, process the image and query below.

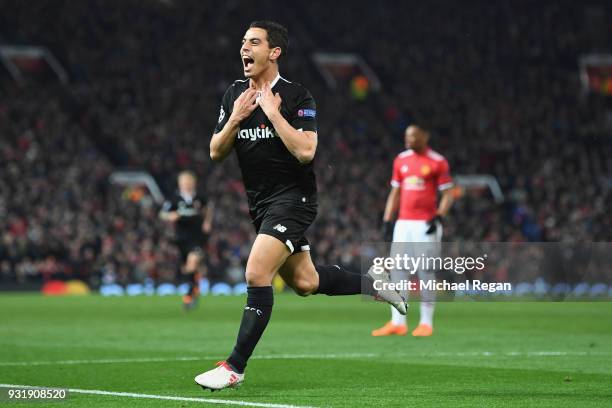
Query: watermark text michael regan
373,279,512,293
371,254,487,275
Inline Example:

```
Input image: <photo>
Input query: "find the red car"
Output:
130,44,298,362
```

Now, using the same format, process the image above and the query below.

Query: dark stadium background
1,0,611,292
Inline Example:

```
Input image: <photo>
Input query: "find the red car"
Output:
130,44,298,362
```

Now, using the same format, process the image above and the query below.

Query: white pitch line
421,351,610,357
253,352,377,360
0,353,377,367
0,384,316,408
0,356,206,367
0,351,608,368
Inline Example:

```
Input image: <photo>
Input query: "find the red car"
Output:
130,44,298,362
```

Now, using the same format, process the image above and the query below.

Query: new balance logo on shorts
273,224,287,233
238,125,277,141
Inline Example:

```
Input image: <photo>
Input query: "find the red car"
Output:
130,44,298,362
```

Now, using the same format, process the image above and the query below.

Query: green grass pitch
0,294,611,407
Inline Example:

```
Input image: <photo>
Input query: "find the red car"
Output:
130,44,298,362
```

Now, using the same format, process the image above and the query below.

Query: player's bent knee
293,277,317,297
186,253,201,269
244,267,272,287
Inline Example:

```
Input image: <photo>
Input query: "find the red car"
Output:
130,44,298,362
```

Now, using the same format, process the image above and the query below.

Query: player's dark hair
249,20,288,60
413,124,431,136
408,112,433,136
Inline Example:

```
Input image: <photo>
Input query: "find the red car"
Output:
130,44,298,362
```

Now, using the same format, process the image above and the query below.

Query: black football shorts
250,200,317,254
176,236,207,263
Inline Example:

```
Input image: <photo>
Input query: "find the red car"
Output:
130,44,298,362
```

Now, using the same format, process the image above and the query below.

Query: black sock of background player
315,265,376,296
188,272,200,297
226,286,273,373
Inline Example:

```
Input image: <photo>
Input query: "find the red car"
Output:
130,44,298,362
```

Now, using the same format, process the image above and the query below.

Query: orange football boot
371,321,408,336
411,323,433,337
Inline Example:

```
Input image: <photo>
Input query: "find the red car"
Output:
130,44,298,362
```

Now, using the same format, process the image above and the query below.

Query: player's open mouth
242,56,254,70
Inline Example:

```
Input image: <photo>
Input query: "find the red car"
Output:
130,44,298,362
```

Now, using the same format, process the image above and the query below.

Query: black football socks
315,264,375,296
226,286,274,373
226,267,376,372
189,272,201,297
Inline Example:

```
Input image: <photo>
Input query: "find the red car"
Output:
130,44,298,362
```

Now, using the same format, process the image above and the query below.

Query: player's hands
230,88,258,122
425,215,443,235
165,211,180,223
257,82,282,120
381,221,394,242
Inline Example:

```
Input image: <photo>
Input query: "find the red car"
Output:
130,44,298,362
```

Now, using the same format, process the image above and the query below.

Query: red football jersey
390,148,453,220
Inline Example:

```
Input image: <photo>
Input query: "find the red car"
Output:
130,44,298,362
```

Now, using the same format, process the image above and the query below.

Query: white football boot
366,265,407,315
195,361,244,391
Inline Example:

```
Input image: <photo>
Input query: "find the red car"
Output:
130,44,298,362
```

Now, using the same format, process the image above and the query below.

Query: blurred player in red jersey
372,124,455,337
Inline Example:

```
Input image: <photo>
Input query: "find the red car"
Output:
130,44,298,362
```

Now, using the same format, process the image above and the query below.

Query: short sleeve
437,159,454,191
391,157,401,188
214,85,234,134
289,88,317,133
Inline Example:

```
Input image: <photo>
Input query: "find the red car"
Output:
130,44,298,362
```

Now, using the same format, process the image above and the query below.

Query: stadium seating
1,0,610,286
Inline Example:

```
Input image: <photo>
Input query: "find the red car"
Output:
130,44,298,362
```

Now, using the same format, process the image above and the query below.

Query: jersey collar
270,73,281,88
180,192,194,203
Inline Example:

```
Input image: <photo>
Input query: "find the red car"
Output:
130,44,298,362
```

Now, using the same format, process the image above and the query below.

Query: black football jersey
214,75,318,209
160,193,207,241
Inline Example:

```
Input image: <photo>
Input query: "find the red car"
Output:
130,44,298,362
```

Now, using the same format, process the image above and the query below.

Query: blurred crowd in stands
1,0,610,286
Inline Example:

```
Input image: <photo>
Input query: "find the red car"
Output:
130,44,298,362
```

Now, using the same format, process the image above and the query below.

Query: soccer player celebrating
160,171,214,310
194,21,405,390
372,125,455,337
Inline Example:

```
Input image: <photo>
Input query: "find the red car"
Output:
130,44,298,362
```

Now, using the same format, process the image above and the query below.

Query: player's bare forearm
211,88,259,161
210,119,240,162
160,210,179,223
437,189,454,217
257,82,316,163
383,187,400,222
202,201,214,233
268,111,317,163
